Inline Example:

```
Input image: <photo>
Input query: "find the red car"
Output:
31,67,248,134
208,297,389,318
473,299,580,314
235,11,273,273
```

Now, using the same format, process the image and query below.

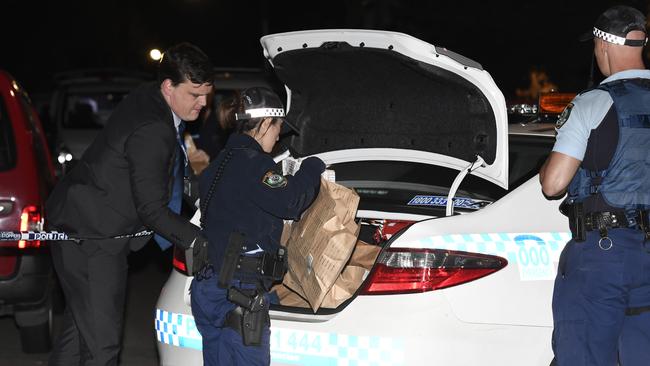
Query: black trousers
49,240,129,366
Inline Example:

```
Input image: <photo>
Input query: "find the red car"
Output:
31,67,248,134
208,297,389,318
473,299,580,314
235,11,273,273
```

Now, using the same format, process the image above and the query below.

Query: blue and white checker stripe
399,231,572,281
271,328,404,366
155,309,202,350
156,308,405,365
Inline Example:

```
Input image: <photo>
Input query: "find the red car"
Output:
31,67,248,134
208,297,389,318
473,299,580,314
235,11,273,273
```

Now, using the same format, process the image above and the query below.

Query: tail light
19,205,42,249
539,92,576,115
360,248,507,295
173,245,189,275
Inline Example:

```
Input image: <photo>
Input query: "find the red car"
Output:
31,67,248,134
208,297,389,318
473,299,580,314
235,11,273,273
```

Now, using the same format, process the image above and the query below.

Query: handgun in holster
560,201,586,242
227,287,268,346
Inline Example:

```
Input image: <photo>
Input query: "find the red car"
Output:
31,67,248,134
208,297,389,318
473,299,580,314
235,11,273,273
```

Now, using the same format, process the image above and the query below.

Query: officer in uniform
190,87,325,365
540,5,650,366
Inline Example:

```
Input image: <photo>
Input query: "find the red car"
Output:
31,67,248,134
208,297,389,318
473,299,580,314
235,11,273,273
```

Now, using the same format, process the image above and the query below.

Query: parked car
47,68,151,175
0,70,57,353
508,91,576,125
155,30,569,366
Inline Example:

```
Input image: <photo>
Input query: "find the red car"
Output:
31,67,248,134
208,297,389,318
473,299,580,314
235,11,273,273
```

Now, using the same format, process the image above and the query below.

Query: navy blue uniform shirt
199,133,324,271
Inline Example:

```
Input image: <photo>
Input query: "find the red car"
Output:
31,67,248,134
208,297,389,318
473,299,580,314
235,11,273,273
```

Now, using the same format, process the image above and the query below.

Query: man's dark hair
157,42,214,86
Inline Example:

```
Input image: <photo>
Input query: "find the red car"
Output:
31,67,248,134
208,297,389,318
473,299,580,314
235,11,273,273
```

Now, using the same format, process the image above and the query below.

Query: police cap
580,5,648,47
235,87,298,133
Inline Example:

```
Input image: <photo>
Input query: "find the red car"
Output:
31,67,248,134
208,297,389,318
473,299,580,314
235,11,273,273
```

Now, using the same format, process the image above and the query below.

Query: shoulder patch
555,102,574,130
262,171,287,188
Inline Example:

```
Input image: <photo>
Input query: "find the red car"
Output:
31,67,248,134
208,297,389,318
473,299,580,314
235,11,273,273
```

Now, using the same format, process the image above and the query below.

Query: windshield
62,91,130,129
331,134,553,216
0,96,16,171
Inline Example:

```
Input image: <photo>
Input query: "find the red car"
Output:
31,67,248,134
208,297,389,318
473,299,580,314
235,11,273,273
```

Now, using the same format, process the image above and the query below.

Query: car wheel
16,306,53,353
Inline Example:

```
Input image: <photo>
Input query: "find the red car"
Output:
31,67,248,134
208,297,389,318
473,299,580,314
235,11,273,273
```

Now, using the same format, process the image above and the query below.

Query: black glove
192,235,209,275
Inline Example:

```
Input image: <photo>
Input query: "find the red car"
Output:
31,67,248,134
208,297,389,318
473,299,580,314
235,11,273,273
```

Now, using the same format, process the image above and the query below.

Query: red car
0,70,57,353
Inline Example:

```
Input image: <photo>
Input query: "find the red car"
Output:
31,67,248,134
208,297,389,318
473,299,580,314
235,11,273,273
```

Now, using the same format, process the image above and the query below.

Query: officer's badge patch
555,103,574,130
262,171,287,188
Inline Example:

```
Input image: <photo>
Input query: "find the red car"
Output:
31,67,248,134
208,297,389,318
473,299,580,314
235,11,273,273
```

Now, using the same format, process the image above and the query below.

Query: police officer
190,87,325,365
540,5,650,366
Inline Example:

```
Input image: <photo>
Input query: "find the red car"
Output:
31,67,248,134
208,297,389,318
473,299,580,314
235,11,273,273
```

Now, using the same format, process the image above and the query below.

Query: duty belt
560,202,650,242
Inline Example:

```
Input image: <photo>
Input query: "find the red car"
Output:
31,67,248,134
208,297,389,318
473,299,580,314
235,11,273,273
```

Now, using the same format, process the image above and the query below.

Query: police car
155,30,569,366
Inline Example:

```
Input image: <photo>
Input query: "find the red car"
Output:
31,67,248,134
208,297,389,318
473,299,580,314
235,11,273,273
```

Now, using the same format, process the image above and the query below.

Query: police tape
0,230,153,242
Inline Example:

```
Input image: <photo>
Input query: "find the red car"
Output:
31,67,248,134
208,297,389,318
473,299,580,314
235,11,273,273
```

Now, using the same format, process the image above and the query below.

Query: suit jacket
46,82,201,253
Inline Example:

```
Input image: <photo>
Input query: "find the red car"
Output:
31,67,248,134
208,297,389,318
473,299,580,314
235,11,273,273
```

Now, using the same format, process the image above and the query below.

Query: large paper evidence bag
281,178,361,312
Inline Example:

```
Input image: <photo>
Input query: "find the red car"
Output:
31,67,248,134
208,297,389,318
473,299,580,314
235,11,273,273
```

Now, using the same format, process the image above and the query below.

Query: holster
224,288,270,346
560,201,586,242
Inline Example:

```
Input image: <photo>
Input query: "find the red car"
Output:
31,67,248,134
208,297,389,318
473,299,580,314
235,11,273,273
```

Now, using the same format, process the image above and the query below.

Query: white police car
155,30,569,366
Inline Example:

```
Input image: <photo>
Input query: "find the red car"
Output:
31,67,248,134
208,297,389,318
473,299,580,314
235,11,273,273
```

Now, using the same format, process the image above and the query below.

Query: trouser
190,274,271,366
552,228,650,366
49,240,129,366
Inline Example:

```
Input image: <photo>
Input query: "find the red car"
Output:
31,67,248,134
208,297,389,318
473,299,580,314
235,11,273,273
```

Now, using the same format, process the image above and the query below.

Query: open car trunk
262,29,510,315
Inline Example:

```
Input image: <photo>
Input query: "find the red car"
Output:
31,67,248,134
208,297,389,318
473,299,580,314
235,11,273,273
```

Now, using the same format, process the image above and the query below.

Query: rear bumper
156,270,555,366
0,252,53,315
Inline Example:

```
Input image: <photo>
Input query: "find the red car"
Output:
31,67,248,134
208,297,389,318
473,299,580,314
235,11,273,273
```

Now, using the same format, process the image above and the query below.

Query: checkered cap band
593,27,627,45
236,108,285,120
593,27,647,46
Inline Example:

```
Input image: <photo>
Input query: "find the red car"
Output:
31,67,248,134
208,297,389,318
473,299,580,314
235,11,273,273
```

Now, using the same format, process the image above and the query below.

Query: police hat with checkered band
580,5,648,47
235,87,298,133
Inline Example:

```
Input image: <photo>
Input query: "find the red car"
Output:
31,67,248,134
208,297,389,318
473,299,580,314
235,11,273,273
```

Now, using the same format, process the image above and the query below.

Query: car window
330,134,553,216
62,91,129,129
0,95,17,171
508,134,554,188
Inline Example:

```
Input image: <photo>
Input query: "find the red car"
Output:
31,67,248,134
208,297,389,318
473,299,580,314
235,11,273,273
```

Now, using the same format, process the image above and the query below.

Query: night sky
4,0,650,100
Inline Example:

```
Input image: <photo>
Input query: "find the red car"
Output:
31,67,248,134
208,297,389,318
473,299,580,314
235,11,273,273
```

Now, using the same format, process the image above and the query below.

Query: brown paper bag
283,178,360,312
272,240,381,309
319,240,381,308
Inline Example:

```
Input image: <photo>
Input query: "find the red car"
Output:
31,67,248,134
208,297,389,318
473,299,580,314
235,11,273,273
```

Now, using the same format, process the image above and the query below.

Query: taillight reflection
360,249,507,295
19,205,42,249
172,245,189,275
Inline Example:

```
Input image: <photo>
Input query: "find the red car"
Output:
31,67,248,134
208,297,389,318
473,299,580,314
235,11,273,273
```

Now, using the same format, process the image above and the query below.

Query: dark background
4,0,650,100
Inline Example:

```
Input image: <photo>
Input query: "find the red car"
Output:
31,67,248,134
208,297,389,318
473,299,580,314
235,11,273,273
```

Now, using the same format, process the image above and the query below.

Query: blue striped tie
154,122,187,250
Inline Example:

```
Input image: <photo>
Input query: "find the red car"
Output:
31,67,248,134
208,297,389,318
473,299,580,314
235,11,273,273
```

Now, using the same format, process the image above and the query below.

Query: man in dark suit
45,43,214,366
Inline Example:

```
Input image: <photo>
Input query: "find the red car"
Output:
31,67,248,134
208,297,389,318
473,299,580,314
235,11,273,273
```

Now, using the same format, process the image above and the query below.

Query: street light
149,48,162,61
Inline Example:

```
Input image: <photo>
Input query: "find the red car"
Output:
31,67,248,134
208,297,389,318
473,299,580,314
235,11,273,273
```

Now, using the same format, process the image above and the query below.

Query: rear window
62,91,129,129
330,134,553,216
0,96,17,171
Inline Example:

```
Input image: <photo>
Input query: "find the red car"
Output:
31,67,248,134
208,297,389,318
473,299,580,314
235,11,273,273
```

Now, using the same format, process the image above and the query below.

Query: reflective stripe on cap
593,27,647,46
235,108,285,120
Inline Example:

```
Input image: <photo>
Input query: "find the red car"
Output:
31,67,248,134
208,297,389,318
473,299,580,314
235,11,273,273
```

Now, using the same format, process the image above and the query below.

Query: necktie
154,122,188,250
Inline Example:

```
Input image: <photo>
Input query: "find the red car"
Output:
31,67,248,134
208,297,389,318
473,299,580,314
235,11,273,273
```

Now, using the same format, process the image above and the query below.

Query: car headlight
57,150,73,164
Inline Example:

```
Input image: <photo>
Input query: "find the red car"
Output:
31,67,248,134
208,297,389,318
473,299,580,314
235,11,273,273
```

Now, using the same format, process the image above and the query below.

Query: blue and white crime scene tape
0,230,153,242
0,231,69,241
